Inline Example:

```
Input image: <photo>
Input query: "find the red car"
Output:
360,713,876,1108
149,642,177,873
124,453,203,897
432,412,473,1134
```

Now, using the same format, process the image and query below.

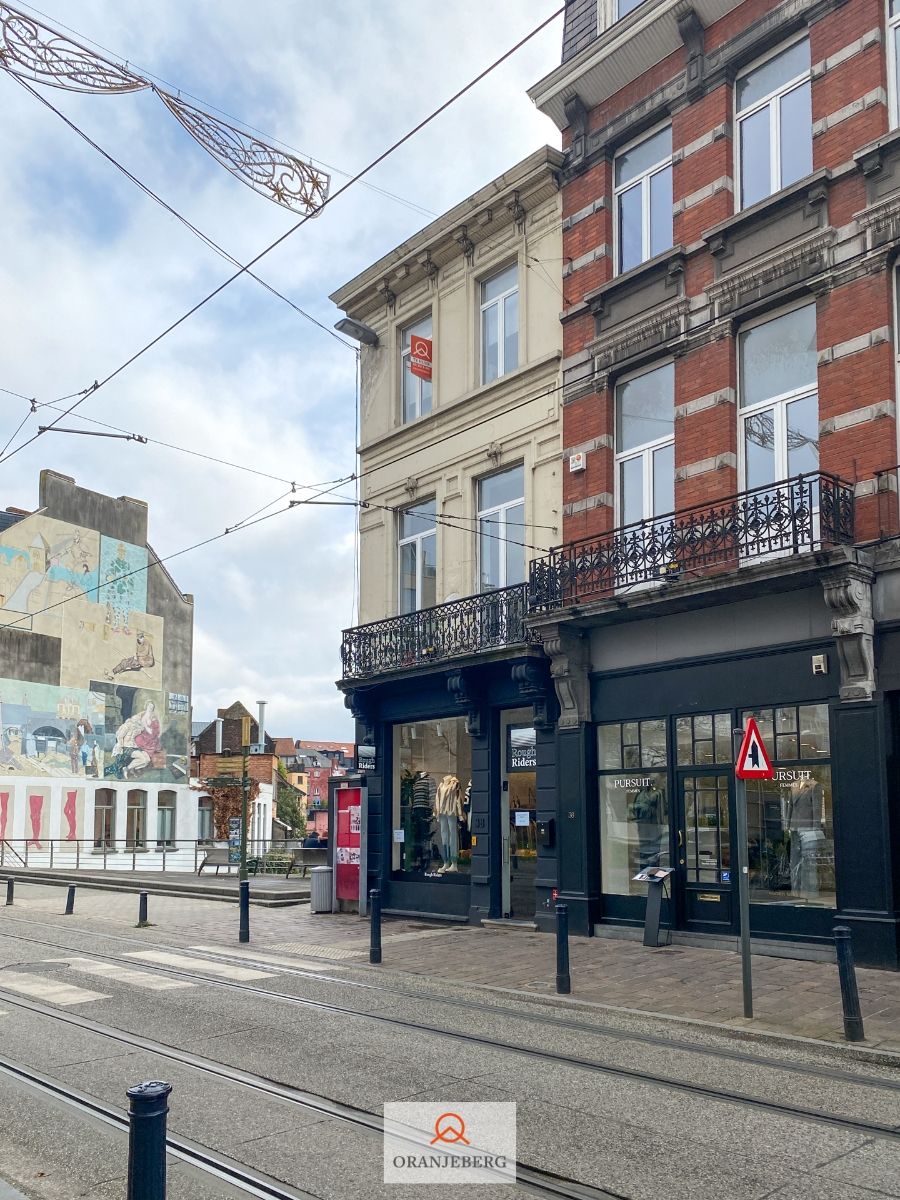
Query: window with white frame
197,795,213,844
157,790,176,847
739,303,819,490
616,0,646,17
736,38,812,210
401,315,433,423
614,125,673,275
477,465,525,592
890,0,900,126
615,362,675,527
398,500,437,614
481,264,519,384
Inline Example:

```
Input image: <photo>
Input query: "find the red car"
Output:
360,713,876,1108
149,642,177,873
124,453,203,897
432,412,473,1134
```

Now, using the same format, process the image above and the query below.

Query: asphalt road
0,892,897,1199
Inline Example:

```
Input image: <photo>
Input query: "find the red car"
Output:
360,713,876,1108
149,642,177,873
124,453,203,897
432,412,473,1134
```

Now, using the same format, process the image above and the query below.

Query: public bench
284,846,328,878
197,847,235,875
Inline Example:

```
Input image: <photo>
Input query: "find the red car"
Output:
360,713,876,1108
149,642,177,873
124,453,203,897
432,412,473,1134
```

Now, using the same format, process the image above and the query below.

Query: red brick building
522,0,900,966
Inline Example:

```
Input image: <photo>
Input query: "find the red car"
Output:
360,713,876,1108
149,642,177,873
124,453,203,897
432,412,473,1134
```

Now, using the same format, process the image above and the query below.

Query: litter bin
309,866,333,914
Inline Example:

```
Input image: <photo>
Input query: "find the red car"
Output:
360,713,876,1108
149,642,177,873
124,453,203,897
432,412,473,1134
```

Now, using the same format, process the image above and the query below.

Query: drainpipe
256,701,267,750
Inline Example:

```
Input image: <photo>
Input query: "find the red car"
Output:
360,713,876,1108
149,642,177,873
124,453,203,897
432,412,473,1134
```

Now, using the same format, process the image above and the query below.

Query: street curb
341,959,900,1067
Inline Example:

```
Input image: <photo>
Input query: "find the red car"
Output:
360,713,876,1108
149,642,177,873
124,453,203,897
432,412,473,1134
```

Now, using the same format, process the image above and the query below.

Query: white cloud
0,0,562,736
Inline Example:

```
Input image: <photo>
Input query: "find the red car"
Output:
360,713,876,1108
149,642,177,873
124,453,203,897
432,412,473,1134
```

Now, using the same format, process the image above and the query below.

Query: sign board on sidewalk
735,718,774,779
228,816,241,864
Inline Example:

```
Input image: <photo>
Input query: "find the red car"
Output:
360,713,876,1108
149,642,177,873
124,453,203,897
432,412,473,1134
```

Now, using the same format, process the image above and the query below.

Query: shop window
598,720,669,896
126,789,146,849
481,264,519,384
477,465,525,592
401,315,433,422
93,788,115,848
157,790,176,847
614,125,672,275
615,362,674,529
736,37,812,209
739,303,818,497
197,795,213,844
393,718,472,882
398,500,437,614
740,704,835,907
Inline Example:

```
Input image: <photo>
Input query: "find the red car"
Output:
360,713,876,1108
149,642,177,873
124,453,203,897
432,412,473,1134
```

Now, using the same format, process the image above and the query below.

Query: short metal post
126,1080,171,1200
834,925,866,1042
76,839,80,869
239,879,250,943
162,842,166,871
369,888,382,964
64,884,75,915
138,891,149,927
49,839,54,868
5,879,13,906
556,902,571,995
103,841,107,870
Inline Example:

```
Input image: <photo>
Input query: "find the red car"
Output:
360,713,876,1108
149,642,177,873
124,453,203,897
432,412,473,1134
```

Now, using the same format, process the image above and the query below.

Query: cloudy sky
0,0,562,738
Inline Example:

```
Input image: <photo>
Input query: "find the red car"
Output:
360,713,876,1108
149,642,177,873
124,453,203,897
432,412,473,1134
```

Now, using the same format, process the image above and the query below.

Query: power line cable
0,4,566,466
12,75,356,352
14,0,440,220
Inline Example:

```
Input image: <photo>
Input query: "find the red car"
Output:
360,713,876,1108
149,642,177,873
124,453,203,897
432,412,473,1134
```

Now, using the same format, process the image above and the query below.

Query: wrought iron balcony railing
529,472,855,612
341,582,533,680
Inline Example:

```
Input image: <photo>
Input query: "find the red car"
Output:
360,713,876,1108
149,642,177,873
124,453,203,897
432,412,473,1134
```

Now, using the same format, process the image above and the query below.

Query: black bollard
5,879,13,906
239,879,250,944
126,1080,172,1200
834,925,865,1042
369,888,382,964
555,902,571,995
64,884,76,915
138,891,149,927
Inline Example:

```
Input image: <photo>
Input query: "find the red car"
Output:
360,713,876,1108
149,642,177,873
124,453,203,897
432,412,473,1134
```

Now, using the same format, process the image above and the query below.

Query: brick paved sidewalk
4,882,900,1053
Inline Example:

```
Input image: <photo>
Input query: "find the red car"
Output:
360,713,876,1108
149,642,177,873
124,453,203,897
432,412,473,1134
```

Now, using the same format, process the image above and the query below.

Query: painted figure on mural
67,729,80,774
102,542,135,632
27,793,43,848
106,631,155,680
63,789,77,840
106,702,162,780
0,791,8,840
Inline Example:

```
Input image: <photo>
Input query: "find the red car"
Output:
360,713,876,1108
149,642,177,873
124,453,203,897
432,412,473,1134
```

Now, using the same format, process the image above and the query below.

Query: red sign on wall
334,786,362,902
409,335,432,382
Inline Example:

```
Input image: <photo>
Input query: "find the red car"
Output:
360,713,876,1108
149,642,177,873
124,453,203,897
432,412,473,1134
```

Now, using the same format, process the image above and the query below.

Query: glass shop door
675,770,737,933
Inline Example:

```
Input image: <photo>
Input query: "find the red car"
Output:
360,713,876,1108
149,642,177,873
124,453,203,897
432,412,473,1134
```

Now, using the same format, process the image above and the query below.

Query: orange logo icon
430,1112,469,1146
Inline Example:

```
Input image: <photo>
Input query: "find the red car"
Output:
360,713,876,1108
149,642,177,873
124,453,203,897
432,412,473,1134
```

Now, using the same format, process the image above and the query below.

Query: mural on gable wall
0,515,188,787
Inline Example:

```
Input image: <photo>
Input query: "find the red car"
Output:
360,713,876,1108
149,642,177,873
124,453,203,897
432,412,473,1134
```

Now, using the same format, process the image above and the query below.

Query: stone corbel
378,278,396,313
511,661,553,729
447,670,484,738
675,6,706,101
541,627,591,730
418,251,439,286
564,94,588,174
822,565,876,701
344,689,374,743
454,224,475,265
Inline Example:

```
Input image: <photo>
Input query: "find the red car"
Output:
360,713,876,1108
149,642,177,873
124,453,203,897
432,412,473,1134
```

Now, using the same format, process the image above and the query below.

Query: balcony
529,473,855,612
341,583,534,681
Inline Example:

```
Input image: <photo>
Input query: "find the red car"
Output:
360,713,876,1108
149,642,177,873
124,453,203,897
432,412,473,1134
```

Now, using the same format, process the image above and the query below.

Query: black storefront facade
340,551,900,968
340,590,559,929
532,546,900,970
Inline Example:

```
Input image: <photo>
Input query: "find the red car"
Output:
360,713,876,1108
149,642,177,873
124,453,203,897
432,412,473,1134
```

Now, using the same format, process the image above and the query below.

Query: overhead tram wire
14,0,439,221
12,76,356,353
0,4,566,466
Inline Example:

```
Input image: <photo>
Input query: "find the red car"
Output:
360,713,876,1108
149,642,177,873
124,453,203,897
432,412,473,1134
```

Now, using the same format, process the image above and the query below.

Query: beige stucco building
332,146,564,623
330,146,564,926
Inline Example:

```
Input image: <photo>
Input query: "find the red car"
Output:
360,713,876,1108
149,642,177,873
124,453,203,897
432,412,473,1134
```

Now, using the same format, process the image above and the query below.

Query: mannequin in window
630,782,665,871
434,774,464,873
787,777,825,898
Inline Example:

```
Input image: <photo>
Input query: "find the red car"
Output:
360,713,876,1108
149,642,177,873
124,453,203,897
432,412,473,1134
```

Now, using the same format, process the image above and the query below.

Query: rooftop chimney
257,700,267,751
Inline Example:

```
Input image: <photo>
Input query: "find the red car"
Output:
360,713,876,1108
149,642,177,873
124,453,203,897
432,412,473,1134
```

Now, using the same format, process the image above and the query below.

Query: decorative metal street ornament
157,93,330,215
0,3,330,215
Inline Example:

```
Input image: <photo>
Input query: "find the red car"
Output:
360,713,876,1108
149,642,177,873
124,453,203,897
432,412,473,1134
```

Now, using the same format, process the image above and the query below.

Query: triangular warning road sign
735,717,774,779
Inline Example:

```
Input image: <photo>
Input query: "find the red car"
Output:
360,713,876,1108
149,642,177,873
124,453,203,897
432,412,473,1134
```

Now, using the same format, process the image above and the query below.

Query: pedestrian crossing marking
122,950,274,981
190,944,349,971
44,958,194,991
0,971,108,1006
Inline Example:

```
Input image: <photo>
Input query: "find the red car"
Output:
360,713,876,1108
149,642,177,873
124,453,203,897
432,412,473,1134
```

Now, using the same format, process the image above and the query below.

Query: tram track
0,925,896,1142
0,993,626,1199
1,912,896,1093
